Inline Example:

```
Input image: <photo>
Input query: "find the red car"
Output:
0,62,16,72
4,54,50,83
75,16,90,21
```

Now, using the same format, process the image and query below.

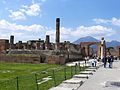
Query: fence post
75,63,77,74
71,66,73,77
53,70,56,87
79,62,81,72
35,74,39,90
64,67,66,80
16,76,19,90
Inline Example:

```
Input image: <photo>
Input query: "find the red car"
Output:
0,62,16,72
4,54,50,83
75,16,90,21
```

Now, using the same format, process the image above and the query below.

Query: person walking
108,55,114,68
102,57,107,68
94,58,97,67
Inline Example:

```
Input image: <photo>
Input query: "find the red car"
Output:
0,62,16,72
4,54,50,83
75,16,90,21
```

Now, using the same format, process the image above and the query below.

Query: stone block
80,71,93,75
73,74,89,79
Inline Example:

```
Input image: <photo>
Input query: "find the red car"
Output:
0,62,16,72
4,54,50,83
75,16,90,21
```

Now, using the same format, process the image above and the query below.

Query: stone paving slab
80,71,93,75
73,74,89,79
49,87,72,90
88,67,98,69
58,83,80,90
77,60,120,90
50,59,103,90
63,78,84,84
85,68,96,72
54,78,85,90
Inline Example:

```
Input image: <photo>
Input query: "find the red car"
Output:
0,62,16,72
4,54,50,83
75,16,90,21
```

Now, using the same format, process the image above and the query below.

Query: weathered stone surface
0,39,9,53
0,55,41,64
80,71,93,75
49,87,72,90
63,78,84,84
47,55,65,64
78,60,120,90
73,74,89,79
85,68,96,72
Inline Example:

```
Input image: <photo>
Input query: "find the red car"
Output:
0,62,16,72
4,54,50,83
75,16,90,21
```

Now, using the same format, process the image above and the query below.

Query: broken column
10,35,14,49
55,18,60,50
45,35,50,50
18,41,22,49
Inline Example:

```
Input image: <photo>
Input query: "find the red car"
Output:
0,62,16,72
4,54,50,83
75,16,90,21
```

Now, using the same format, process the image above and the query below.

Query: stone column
55,18,60,50
45,35,50,50
87,46,90,56
18,41,22,49
10,35,14,49
97,44,101,58
100,37,106,59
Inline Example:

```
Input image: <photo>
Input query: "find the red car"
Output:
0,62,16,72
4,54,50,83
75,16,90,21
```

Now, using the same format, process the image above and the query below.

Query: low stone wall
47,55,65,64
0,54,41,64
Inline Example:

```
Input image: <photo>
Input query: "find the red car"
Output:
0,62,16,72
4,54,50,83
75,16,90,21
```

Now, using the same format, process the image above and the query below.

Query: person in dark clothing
102,57,107,68
108,55,114,68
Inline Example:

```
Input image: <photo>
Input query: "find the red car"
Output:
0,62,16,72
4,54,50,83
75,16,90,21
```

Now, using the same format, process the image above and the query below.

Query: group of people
84,55,115,68
85,56,98,67
102,55,114,68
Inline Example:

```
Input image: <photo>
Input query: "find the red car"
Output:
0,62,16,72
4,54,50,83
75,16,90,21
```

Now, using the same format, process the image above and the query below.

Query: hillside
73,36,120,48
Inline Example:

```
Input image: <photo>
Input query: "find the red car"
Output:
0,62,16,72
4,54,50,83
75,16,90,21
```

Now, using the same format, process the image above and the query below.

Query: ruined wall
0,54,43,64
0,39,9,53
47,55,65,64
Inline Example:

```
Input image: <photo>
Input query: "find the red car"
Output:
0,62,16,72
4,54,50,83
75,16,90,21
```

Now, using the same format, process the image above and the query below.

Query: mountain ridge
73,36,120,48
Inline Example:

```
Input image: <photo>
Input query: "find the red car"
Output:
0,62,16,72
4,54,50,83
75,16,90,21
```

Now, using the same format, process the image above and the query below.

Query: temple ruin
0,18,119,64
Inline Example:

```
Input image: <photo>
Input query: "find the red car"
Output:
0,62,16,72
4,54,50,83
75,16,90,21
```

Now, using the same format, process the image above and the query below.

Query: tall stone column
100,37,106,59
97,44,101,58
55,18,60,50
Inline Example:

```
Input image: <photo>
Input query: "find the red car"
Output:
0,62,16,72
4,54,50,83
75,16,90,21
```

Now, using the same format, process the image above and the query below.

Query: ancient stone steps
49,60,103,90
80,71,94,75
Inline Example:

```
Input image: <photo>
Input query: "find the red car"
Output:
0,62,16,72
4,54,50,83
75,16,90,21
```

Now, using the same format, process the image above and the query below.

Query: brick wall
0,39,9,53
47,55,65,64
0,55,41,64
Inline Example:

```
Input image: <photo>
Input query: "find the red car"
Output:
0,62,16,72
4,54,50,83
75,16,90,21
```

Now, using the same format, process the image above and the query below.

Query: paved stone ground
50,60,120,90
78,60,120,90
50,59,101,90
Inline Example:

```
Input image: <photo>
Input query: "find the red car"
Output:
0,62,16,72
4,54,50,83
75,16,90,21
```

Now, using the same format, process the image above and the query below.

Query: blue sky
0,0,120,43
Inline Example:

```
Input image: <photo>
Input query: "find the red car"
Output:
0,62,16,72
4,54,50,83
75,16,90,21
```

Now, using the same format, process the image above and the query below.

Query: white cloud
112,17,120,26
0,19,50,42
0,19,46,32
9,10,26,20
25,3,41,16
46,25,115,42
9,3,41,20
0,19,116,42
93,17,120,26
93,18,110,24
72,25,115,37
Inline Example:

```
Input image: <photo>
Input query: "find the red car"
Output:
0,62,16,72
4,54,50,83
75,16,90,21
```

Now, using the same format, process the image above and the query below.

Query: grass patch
0,62,87,90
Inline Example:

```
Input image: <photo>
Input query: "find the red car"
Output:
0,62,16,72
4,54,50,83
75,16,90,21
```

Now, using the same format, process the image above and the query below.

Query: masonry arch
80,42,101,58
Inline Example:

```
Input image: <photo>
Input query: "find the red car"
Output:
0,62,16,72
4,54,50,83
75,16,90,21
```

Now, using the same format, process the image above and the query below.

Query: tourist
102,57,107,68
91,60,94,67
84,56,87,66
94,58,97,67
108,55,114,68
